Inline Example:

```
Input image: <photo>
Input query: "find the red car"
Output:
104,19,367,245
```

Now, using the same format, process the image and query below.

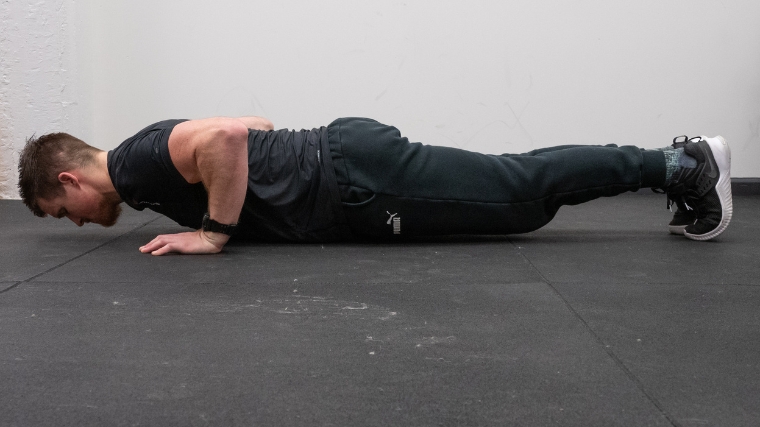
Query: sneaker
665,135,732,241
668,199,697,235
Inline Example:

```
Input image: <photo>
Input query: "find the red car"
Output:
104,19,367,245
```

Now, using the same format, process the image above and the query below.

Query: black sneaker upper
663,138,723,236
669,199,697,227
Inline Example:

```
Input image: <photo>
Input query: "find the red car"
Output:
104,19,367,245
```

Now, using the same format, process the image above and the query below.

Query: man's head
18,133,122,227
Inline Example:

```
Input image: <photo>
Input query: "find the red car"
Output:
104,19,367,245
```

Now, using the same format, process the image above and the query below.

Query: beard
96,199,123,227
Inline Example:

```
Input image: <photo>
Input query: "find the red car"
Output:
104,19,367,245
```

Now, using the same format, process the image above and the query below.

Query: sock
660,147,697,183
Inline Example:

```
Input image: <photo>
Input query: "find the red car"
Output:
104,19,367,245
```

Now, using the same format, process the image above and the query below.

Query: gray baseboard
732,178,760,196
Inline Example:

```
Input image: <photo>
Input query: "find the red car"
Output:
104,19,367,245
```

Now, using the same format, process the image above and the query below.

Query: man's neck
93,151,122,204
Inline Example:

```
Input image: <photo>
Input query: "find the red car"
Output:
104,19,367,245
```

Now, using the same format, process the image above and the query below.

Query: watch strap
202,213,238,236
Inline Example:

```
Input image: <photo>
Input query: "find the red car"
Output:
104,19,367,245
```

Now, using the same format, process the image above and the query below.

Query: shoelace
672,135,703,149
653,185,694,212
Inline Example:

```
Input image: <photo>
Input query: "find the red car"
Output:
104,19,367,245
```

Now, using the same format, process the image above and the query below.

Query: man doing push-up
17,116,733,255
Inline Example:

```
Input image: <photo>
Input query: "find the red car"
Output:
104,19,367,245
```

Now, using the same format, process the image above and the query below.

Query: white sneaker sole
684,135,733,241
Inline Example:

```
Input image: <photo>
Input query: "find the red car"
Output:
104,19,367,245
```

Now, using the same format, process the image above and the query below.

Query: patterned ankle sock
660,147,697,183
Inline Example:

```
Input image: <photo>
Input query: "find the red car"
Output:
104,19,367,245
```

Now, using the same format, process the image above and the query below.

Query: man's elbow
260,118,274,131
220,120,250,144
236,116,274,131
248,117,274,131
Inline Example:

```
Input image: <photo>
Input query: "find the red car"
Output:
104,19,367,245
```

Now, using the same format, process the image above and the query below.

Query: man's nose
67,215,84,227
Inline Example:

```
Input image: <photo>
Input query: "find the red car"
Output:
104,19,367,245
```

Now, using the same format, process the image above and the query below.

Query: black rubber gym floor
2,193,758,426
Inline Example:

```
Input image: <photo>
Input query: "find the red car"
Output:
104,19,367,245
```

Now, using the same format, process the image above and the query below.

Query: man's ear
58,172,80,187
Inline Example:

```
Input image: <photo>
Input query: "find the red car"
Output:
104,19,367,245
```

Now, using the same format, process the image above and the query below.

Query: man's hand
139,230,230,256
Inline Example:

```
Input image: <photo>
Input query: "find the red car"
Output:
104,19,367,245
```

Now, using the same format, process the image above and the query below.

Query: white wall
0,0,82,199
2,0,760,199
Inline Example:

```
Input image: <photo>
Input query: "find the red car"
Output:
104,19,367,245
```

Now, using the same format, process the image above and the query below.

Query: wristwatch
201,213,238,236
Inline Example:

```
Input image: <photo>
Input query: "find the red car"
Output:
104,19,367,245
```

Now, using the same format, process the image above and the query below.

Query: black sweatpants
327,117,666,239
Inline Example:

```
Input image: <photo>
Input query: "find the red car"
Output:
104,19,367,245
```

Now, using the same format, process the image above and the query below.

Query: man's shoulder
124,119,189,144
110,119,189,160
107,118,198,212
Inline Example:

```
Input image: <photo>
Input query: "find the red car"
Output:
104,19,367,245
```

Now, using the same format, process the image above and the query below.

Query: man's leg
327,117,666,239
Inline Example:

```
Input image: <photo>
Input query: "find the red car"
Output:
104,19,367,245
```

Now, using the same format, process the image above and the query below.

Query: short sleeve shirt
107,119,209,229
107,119,350,242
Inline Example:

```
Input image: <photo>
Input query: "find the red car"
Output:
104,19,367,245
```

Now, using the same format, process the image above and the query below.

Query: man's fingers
140,235,170,254
141,238,176,256
150,244,174,256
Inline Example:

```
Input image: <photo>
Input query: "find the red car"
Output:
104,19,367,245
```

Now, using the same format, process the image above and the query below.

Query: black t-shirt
107,120,350,242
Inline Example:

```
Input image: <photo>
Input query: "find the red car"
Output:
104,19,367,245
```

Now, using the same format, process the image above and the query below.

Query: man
17,116,733,255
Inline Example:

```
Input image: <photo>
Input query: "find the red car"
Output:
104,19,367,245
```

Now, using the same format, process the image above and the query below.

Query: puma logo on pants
387,211,401,235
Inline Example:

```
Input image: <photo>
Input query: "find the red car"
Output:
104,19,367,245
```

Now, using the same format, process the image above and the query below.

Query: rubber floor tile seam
507,236,683,427
0,216,161,295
